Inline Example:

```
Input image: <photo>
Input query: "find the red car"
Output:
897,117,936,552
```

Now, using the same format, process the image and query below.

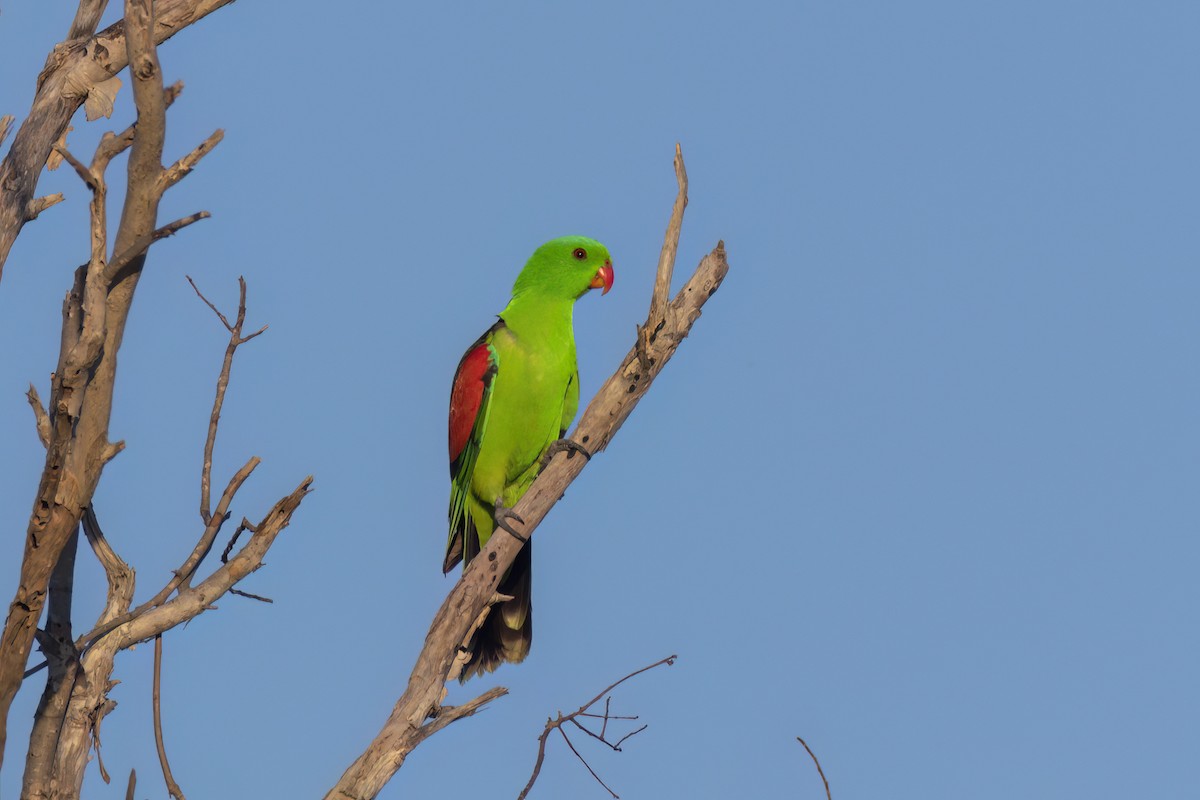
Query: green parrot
445,235,614,680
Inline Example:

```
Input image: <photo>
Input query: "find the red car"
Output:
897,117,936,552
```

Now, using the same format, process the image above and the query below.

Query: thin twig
559,727,619,799
638,142,688,368
576,654,677,712
159,128,224,192
188,276,262,523
612,724,648,751
153,635,186,800
797,737,832,800
125,768,137,800
220,518,253,563
186,274,232,329
52,144,96,188
229,588,273,603
104,210,210,285
517,655,676,800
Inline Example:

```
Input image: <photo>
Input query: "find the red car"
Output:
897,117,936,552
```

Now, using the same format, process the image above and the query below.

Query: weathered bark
0,0,234,283
0,0,230,773
326,147,729,800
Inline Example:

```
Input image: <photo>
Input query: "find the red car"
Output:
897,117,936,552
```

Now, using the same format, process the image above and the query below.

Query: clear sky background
2,2,1198,798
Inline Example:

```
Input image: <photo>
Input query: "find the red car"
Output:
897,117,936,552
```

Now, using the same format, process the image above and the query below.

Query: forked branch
0,0,237,281
517,655,677,800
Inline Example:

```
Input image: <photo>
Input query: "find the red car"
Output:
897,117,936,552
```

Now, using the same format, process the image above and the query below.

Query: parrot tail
461,541,532,681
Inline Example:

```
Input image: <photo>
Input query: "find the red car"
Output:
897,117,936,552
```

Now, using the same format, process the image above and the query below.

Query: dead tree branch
0,0,235,281
0,0,237,779
152,635,186,800
517,655,677,800
639,142,687,367
797,737,832,800
325,145,728,800
3,3,313,795
189,276,268,525
16,277,309,797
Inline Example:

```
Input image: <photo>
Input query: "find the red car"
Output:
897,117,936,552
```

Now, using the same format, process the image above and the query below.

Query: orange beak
590,260,614,295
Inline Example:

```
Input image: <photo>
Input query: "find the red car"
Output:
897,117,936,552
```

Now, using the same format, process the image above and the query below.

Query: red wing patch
449,341,495,465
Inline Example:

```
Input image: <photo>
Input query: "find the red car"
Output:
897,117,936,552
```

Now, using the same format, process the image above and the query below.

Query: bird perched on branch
444,236,614,680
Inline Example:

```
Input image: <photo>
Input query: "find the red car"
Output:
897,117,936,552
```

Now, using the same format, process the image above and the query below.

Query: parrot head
512,236,614,301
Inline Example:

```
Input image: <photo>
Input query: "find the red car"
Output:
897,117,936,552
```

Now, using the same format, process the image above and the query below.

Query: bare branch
159,129,224,193
41,478,309,796
797,737,832,800
113,476,313,648
0,0,223,774
54,144,97,189
612,724,649,751
517,655,676,800
559,727,619,799
153,635,186,800
639,142,688,368
81,505,135,636
66,0,111,41
65,278,267,664
0,115,13,149
0,0,236,282
125,769,137,800
574,655,678,714
189,277,264,523
419,686,508,741
228,588,273,603
104,210,211,285
326,152,726,800
220,517,254,564
187,275,233,330
94,81,185,169
26,193,65,221
75,457,259,653
27,385,51,447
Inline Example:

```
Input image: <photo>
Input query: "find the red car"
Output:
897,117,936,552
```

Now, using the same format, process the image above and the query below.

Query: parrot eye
572,247,587,260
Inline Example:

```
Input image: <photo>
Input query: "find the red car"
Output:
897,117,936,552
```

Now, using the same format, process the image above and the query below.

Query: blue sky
2,2,1198,798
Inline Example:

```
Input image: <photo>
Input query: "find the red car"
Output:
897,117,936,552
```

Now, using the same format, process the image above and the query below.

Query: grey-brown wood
0,0,233,283
0,0,238,778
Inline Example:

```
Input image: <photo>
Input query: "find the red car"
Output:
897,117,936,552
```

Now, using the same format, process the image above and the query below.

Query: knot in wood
134,57,157,80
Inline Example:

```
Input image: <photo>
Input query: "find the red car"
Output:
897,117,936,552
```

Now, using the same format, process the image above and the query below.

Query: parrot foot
493,499,527,543
538,438,593,473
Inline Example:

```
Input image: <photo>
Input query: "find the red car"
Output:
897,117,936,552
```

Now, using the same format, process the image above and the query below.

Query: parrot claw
493,499,527,543
539,438,593,473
